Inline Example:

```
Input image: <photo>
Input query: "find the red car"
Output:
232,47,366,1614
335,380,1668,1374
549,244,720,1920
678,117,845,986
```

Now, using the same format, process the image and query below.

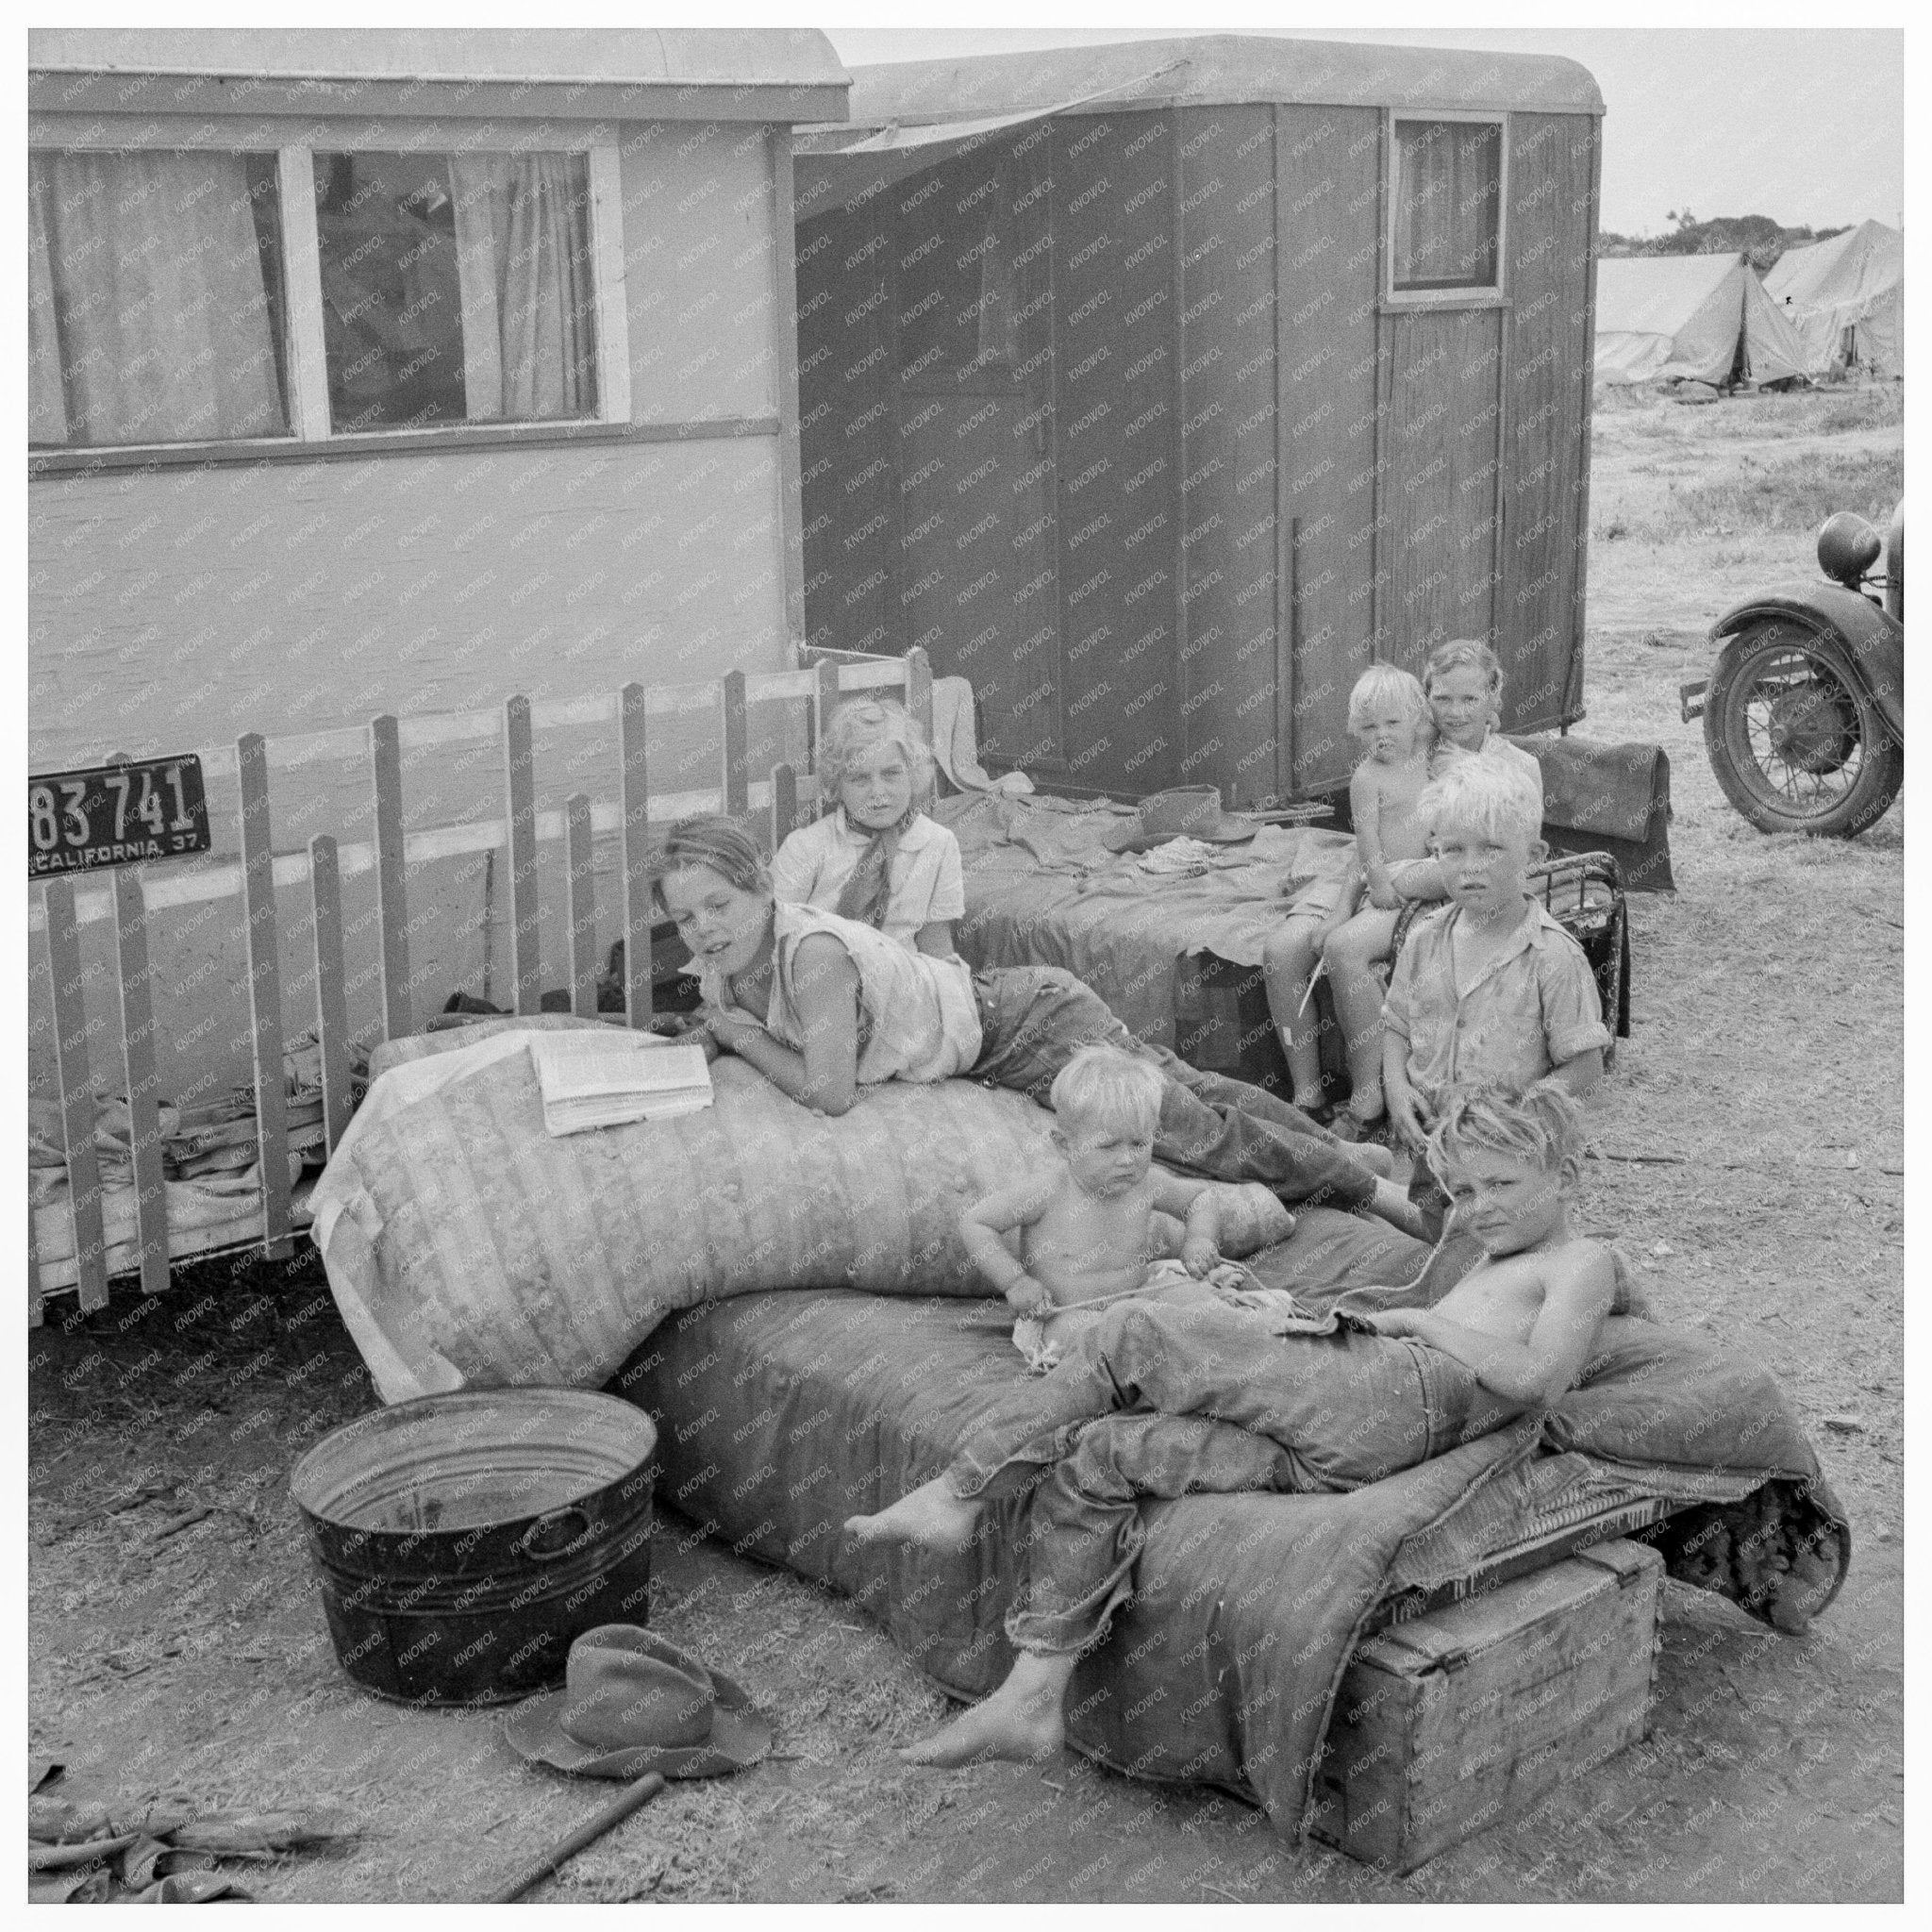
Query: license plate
28,755,211,878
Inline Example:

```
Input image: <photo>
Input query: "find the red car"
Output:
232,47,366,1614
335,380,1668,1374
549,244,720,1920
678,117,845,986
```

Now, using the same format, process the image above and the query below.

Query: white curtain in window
28,152,285,446
1395,124,1500,290
450,155,596,422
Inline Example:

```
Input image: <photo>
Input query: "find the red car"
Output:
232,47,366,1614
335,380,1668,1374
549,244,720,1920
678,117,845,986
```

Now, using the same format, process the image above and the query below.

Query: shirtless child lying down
847,1080,1617,1767
961,1047,1274,1373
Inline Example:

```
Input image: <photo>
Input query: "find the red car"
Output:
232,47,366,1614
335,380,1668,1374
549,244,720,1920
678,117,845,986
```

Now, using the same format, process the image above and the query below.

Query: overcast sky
823,24,1904,237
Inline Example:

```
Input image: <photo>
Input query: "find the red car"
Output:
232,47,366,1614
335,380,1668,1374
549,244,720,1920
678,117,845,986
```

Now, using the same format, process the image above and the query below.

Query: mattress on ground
616,1286,1536,1834
614,1219,1847,1840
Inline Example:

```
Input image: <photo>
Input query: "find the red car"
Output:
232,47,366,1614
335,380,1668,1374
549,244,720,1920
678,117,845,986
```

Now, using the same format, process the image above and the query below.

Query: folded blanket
939,791,1358,1044
309,1019,1294,1403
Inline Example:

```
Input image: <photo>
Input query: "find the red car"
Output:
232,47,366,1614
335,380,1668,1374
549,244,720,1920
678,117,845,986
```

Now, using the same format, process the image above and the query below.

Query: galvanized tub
291,1389,658,1707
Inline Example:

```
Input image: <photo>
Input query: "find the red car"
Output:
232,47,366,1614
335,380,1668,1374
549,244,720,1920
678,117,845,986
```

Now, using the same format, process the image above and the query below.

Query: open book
530,1030,714,1137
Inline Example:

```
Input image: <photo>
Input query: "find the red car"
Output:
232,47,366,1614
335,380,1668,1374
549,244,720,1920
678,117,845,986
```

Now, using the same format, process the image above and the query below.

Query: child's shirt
699,901,981,1085
1383,899,1609,1106
771,808,966,951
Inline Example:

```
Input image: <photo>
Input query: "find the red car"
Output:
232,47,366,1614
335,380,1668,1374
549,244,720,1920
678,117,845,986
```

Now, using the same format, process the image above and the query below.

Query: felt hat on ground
504,1626,771,1780
1103,787,1257,854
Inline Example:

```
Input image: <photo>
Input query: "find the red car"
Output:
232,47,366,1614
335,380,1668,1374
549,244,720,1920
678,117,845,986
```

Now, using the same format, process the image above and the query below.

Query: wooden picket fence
28,647,932,1322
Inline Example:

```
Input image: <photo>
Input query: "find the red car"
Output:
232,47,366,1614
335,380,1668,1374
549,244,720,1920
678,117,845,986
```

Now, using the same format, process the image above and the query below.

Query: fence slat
370,714,411,1042
619,681,653,1030
814,658,842,770
308,834,354,1158
566,792,597,1019
112,866,169,1301
503,695,541,1015
237,734,292,1259
27,1191,43,1326
771,762,798,851
720,670,749,817
906,644,934,751
42,877,108,1312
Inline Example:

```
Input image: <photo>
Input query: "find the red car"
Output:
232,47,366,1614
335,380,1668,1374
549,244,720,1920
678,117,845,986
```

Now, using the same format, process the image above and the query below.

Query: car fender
1711,584,1905,747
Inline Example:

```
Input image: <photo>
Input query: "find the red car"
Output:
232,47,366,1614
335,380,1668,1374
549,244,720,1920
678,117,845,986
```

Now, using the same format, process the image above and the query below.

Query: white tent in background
1594,253,1809,388
1764,220,1904,379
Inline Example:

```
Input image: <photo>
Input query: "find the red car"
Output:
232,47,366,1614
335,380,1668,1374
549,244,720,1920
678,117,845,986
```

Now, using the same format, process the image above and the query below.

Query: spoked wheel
1704,619,1904,836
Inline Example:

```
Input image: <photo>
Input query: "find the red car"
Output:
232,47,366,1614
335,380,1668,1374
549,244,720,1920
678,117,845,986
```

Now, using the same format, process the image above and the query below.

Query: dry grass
1597,445,1904,543
1594,382,1902,440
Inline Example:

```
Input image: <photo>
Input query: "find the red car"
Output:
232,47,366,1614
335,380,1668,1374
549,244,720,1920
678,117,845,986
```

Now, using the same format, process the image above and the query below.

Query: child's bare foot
844,1476,981,1552
898,1651,1074,1766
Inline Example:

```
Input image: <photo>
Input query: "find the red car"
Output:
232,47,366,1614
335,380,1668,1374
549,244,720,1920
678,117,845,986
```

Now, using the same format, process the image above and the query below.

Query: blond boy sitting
959,1047,1274,1373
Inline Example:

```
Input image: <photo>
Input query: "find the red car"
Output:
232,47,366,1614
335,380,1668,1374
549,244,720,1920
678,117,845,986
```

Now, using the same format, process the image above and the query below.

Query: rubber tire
1703,619,1904,837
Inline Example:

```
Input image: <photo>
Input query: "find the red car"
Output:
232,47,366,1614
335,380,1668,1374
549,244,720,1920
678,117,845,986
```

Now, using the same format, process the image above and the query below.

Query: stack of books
529,1030,714,1138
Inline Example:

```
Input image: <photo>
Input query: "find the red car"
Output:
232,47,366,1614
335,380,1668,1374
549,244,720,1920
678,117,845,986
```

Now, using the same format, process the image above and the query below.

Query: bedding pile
937,791,1357,1045
308,1018,1291,1402
620,1225,1847,1842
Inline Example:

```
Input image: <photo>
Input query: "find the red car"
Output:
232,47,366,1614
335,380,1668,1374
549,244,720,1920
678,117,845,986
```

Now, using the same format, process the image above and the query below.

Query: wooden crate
1309,1539,1663,1874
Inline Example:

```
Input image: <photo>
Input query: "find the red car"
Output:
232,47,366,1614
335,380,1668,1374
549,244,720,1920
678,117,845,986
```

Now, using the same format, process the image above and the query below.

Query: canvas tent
1764,219,1904,380
1594,253,1808,388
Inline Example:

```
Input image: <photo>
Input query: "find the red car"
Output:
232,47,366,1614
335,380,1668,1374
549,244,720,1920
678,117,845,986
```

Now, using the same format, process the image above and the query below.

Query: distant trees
1598,212,1851,271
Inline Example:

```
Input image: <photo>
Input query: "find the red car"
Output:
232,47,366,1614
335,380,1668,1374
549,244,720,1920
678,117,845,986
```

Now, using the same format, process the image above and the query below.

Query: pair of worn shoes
1298,1093,1390,1144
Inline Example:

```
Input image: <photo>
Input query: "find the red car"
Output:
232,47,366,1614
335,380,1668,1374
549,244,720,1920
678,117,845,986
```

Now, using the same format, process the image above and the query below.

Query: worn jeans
968,965,1374,1210
944,1288,1507,1656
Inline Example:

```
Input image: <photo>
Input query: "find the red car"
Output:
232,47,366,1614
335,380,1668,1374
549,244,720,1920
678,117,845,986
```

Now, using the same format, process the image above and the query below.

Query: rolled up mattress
310,1022,1291,1404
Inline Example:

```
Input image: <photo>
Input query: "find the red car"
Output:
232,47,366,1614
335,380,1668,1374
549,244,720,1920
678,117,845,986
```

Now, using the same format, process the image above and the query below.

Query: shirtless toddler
960,1047,1251,1372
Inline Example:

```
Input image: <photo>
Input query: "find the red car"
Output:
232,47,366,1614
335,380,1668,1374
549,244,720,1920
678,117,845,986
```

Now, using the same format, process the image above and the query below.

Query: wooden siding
1053,110,1182,794
1381,306,1506,671
1274,105,1383,794
1175,105,1283,804
892,137,1059,767
796,203,895,655
1500,111,1598,730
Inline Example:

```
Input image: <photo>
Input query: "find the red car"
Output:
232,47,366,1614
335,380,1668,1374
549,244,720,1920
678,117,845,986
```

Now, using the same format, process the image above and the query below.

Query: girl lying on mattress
646,799,1424,1235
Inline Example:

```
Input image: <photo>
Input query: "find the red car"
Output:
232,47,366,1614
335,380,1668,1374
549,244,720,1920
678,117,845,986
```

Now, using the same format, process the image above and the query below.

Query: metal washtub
291,1389,658,1707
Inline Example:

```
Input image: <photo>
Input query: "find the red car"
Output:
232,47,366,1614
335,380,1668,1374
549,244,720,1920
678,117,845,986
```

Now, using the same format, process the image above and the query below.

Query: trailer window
30,151,290,448
313,151,597,432
1391,120,1502,293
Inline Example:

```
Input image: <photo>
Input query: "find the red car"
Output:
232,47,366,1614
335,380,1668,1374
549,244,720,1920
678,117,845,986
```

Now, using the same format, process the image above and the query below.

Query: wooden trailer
791,35,1605,804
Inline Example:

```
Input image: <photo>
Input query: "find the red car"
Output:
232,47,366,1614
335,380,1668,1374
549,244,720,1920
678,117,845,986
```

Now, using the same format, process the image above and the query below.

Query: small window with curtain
1391,119,1503,295
313,150,598,432
30,150,290,448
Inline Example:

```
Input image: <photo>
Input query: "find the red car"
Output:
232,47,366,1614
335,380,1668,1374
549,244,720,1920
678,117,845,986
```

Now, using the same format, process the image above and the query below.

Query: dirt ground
26,384,1905,1904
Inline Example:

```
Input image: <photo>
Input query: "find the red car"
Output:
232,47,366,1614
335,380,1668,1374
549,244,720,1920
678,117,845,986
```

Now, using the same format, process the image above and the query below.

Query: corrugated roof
842,34,1603,124
28,27,848,90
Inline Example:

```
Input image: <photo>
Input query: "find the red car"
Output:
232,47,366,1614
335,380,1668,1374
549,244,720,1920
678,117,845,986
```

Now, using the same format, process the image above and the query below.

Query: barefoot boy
846,1081,1616,1768
961,1047,1244,1372
1383,758,1609,1237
